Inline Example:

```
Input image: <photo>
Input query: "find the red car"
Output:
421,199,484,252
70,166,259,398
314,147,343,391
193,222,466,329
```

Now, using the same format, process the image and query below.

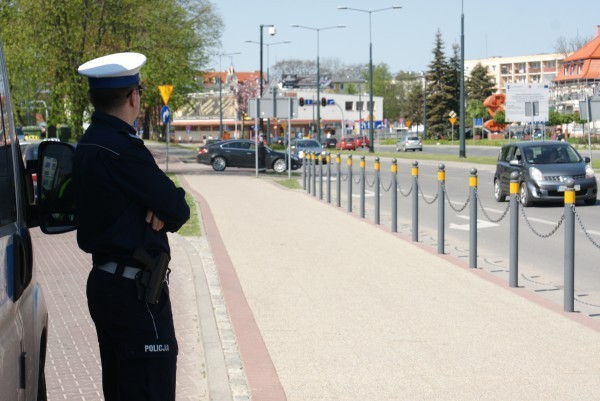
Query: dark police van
0,39,50,400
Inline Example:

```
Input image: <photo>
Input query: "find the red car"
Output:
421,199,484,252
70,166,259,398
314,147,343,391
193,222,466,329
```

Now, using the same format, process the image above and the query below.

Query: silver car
289,139,327,162
397,135,423,152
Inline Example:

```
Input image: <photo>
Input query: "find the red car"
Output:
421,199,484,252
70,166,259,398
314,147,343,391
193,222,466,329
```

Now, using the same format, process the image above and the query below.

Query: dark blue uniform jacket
73,111,190,266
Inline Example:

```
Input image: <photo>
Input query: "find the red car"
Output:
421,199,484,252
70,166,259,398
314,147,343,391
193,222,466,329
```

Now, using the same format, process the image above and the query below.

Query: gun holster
132,247,171,304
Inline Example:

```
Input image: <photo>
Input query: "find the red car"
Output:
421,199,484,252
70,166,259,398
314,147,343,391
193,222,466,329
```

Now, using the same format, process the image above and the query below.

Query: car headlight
529,167,543,182
586,165,596,179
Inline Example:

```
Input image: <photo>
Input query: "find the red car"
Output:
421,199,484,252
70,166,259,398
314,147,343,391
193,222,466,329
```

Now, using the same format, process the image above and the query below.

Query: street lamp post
338,6,401,153
291,24,345,143
258,24,275,144
459,0,466,158
216,52,240,140
246,39,291,143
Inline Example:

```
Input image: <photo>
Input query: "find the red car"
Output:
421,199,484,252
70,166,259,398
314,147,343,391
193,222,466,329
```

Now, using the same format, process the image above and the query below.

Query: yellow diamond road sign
158,85,174,105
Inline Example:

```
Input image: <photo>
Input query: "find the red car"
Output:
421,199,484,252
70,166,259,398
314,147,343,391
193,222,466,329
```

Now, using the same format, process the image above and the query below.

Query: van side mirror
37,141,76,234
584,157,591,163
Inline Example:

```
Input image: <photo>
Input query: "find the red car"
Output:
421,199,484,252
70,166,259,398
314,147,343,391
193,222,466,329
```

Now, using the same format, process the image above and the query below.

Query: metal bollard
391,159,398,232
319,154,323,200
302,154,307,190
509,172,519,288
347,155,353,212
312,153,317,197
469,168,478,268
327,153,331,203
412,161,419,242
307,152,312,194
564,178,576,312
375,157,380,225
437,164,445,254
360,156,366,218
336,153,341,207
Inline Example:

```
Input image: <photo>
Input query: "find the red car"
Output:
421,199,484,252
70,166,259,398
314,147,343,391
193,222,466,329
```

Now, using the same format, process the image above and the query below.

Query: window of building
356,101,363,111
345,101,353,111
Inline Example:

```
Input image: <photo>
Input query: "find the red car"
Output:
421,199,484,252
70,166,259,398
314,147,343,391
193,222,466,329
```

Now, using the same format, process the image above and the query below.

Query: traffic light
299,97,304,106
321,97,327,107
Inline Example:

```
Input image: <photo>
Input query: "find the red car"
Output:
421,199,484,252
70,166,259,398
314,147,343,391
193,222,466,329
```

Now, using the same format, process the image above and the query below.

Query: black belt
96,262,141,280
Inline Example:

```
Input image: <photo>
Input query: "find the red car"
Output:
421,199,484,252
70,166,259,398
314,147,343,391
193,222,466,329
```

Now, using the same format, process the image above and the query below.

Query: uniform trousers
87,267,178,401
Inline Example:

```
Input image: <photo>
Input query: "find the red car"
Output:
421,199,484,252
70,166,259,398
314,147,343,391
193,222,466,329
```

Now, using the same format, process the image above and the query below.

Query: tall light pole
338,6,402,153
459,0,466,158
259,24,275,144
216,52,240,140
291,24,345,143
247,39,291,143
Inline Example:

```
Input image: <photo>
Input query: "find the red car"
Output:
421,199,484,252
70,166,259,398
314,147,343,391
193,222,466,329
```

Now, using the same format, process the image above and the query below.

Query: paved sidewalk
181,171,600,401
34,228,209,400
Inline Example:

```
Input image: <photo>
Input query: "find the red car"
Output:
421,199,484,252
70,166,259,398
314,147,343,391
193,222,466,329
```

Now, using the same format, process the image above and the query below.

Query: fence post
336,153,341,207
375,157,381,225
347,155,353,212
469,168,478,268
360,156,366,218
391,159,398,232
319,154,324,200
564,178,576,312
437,164,445,254
312,153,317,198
509,172,520,288
307,152,312,194
412,161,419,242
327,153,331,203
302,154,307,191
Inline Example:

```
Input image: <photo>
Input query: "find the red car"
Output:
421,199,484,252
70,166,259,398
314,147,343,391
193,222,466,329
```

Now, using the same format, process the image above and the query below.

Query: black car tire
494,179,506,202
212,156,226,171
273,158,287,173
584,198,597,206
419,148,423,151
520,182,532,207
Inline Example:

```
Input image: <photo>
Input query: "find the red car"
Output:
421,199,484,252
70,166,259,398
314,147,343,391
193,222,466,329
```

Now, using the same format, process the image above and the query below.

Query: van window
0,69,16,227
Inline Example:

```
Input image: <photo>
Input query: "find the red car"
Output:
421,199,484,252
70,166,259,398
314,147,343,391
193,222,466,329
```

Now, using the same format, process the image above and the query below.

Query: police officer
74,52,190,401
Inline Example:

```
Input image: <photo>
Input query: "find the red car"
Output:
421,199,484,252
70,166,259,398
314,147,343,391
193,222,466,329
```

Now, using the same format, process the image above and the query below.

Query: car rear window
408,136,419,141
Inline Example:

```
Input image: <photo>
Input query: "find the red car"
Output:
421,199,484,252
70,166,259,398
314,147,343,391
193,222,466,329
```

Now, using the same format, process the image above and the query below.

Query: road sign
405,120,412,128
158,85,174,105
449,110,457,118
473,118,484,127
449,117,457,125
161,105,170,124
505,83,549,122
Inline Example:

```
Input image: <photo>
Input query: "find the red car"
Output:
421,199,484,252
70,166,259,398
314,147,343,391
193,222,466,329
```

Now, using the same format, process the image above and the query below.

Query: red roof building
552,26,600,116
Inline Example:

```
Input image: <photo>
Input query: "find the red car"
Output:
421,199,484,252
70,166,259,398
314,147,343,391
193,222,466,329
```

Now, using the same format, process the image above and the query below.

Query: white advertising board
505,83,550,123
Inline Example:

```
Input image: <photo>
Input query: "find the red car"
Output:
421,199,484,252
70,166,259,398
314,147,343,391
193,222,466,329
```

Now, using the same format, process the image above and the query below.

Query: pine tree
466,63,496,103
446,43,461,120
425,30,455,139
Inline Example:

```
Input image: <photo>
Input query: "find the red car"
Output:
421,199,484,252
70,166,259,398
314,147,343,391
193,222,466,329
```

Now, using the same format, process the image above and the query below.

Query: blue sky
211,0,600,75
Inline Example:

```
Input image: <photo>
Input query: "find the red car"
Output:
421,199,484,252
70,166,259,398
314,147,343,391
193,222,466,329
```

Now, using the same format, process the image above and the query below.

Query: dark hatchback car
494,141,597,206
197,139,301,173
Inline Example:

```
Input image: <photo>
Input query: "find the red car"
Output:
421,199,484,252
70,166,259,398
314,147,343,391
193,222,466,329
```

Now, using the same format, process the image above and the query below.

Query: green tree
425,29,454,138
363,63,399,121
405,81,424,132
446,43,461,118
466,100,488,127
0,0,222,140
466,63,495,103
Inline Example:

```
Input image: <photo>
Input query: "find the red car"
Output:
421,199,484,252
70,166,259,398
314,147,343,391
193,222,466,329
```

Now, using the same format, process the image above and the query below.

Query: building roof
202,71,264,85
554,26,600,82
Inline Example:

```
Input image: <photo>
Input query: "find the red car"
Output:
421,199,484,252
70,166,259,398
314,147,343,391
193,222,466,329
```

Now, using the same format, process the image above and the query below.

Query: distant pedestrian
75,52,190,401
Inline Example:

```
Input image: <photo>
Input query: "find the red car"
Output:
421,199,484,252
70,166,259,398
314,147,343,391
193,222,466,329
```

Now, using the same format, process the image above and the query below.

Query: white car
0,38,49,400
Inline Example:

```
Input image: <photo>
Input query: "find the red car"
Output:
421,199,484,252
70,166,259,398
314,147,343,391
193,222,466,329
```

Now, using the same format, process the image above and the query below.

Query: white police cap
78,52,146,89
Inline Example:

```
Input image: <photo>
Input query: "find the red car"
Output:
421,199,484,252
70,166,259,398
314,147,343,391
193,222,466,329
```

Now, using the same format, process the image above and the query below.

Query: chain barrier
380,178,394,192
398,182,412,197
519,202,564,238
442,182,469,212
474,188,510,223
352,175,362,185
365,176,376,188
573,205,600,249
339,173,349,182
418,179,438,204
